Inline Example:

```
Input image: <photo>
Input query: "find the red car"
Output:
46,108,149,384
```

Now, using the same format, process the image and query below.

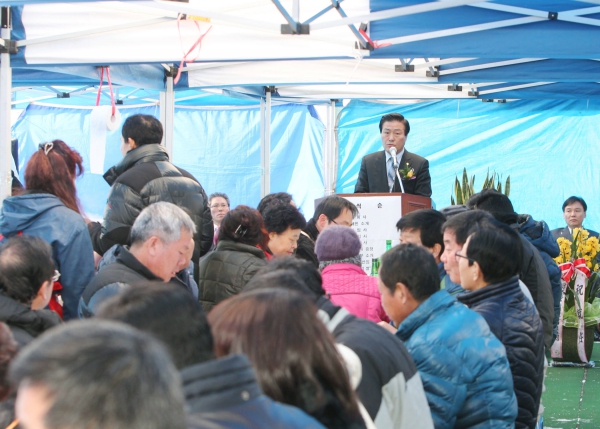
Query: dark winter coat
197,240,267,312
88,144,213,262
396,290,517,429
296,218,319,268
517,214,562,343
78,245,180,317
184,354,326,429
317,298,433,429
458,276,545,429
0,293,61,349
0,192,95,320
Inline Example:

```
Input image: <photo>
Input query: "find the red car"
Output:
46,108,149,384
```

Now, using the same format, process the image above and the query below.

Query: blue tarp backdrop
12,103,325,220
337,99,600,231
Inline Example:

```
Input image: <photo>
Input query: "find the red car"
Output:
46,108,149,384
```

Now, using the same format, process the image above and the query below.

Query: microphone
389,147,398,167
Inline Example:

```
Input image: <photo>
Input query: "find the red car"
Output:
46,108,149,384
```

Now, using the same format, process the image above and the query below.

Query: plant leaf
505,176,510,196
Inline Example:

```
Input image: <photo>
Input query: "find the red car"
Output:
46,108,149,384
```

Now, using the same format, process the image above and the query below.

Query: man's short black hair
466,223,522,285
379,113,410,135
312,195,358,223
396,209,446,252
248,257,325,302
379,243,439,301
263,204,307,234
0,235,54,305
562,196,587,212
121,114,163,147
244,269,319,302
466,189,518,225
257,192,293,215
10,320,187,429
442,210,497,246
209,192,230,207
96,282,214,369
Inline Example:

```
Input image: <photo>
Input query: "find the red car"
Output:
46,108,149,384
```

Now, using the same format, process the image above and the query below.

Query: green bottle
386,240,392,251
370,258,380,276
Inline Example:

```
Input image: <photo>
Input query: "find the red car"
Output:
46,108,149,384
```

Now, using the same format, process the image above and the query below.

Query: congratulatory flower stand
551,229,600,364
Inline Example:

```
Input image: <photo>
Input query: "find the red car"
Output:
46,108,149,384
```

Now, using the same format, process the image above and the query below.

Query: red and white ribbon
559,258,591,282
551,260,591,362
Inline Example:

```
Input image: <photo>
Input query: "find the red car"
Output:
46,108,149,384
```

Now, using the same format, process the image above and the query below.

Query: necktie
387,156,396,192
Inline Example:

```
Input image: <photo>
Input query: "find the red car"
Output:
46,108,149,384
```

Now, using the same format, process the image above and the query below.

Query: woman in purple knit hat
315,226,389,324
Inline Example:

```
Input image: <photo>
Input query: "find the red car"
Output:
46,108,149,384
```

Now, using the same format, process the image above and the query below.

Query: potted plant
551,229,600,363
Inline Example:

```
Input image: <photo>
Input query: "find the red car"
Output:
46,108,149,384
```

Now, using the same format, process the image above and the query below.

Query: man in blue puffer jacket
517,214,562,343
377,243,517,429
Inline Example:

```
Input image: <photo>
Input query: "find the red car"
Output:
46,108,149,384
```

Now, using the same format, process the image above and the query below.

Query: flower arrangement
398,162,416,180
553,229,600,328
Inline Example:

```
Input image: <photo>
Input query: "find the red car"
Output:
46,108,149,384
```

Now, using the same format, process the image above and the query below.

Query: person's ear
316,214,329,231
471,261,484,282
127,137,137,149
393,282,410,304
146,236,162,257
30,280,53,310
431,243,442,260
268,231,278,241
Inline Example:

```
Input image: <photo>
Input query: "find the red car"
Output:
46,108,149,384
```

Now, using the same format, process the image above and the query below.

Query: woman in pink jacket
315,226,389,323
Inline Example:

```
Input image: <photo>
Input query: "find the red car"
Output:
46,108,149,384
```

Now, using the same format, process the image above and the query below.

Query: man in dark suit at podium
354,113,431,197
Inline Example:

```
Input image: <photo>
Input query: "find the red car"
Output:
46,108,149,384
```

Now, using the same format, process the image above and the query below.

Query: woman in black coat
197,206,268,312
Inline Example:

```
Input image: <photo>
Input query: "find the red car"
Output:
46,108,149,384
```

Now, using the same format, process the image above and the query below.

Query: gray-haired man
11,320,187,429
78,202,196,317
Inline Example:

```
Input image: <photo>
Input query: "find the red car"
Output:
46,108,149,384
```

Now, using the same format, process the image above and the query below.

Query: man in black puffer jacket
88,114,213,274
467,190,555,349
457,222,544,429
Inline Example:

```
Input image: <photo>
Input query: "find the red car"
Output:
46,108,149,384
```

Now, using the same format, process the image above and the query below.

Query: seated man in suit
354,113,431,197
551,196,598,239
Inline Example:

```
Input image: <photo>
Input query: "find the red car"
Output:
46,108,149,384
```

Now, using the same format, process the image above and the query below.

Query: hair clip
38,142,54,155
234,224,248,237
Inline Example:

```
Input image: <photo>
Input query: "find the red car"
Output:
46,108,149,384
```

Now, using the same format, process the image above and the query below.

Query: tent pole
260,89,271,198
160,73,175,158
0,7,12,202
323,99,337,196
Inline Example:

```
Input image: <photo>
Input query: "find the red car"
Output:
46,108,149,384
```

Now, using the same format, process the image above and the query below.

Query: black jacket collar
457,276,521,306
116,246,163,281
104,144,169,185
181,354,262,414
303,218,319,242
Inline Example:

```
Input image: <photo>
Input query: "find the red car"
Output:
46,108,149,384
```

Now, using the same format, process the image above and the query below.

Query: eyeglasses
52,270,61,282
455,252,475,264
210,204,229,209
329,218,339,226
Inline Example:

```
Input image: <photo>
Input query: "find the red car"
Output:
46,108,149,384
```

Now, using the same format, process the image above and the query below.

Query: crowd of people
0,112,588,429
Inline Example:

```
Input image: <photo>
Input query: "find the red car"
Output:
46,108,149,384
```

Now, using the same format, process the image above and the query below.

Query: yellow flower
595,263,600,272
587,260,593,269
581,229,590,240
407,171,414,178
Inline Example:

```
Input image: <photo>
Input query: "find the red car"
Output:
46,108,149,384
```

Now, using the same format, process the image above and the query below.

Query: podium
335,193,431,274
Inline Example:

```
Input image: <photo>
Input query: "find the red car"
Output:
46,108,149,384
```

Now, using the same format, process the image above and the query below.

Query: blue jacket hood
517,214,560,258
0,194,65,236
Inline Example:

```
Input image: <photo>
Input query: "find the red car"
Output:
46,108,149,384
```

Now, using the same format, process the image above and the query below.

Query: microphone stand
393,160,405,193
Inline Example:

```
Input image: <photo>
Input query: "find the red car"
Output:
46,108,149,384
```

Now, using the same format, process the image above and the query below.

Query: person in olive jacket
88,114,213,273
198,206,267,312
457,223,544,429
